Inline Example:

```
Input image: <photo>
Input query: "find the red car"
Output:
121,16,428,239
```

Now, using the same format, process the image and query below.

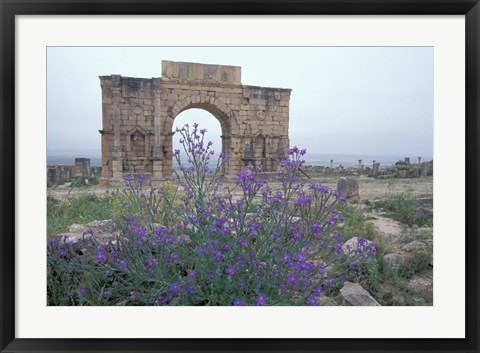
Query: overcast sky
47,47,433,157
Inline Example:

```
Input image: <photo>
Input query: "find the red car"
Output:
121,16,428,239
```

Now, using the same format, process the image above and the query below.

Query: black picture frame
1,1,479,352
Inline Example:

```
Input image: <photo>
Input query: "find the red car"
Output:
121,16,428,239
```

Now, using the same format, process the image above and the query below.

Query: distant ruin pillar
420,161,430,176
111,75,123,182
75,158,91,177
330,159,334,169
152,79,163,181
372,162,380,176
405,157,410,165
417,157,422,164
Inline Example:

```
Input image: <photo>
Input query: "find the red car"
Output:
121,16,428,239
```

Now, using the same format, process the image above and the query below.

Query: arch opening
171,108,224,173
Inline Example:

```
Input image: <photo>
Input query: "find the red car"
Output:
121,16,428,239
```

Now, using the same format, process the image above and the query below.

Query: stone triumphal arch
99,60,291,186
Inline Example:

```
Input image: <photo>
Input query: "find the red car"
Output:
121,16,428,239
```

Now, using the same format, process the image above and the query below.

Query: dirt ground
306,174,433,200
48,175,433,202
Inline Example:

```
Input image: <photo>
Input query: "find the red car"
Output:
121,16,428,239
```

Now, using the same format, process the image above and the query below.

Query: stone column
111,75,123,182
152,79,163,181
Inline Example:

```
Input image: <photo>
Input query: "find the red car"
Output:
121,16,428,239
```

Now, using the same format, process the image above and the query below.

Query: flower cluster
173,123,224,203
47,123,376,306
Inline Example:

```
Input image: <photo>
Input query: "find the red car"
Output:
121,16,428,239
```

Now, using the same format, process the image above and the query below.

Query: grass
47,193,114,237
370,191,433,227
47,180,181,238
339,204,391,254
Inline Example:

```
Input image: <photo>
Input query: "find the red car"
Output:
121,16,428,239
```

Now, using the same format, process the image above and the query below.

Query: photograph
47,47,434,307
2,2,478,351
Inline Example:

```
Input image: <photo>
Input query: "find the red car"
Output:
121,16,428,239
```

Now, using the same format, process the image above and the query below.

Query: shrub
47,123,376,306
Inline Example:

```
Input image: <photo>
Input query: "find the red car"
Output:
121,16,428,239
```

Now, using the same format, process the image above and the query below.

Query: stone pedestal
112,159,123,182
152,159,164,183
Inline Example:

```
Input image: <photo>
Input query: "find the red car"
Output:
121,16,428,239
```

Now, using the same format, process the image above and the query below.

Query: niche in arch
125,126,151,173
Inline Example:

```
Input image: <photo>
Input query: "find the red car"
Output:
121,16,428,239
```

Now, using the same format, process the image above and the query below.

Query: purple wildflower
307,295,318,306
47,237,57,246
311,223,322,235
166,235,176,245
273,192,283,203
226,264,236,276
119,259,128,271
145,256,157,270
255,294,267,306
313,286,323,297
293,231,302,240
294,251,307,262
170,282,180,293
213,250,223,262
96,250,107,264
237,238,247,247
186,284,195,293
233,298,244,306
287,274,299,286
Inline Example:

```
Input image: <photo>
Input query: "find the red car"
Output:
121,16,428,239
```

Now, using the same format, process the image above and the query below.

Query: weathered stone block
337,177,359,200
